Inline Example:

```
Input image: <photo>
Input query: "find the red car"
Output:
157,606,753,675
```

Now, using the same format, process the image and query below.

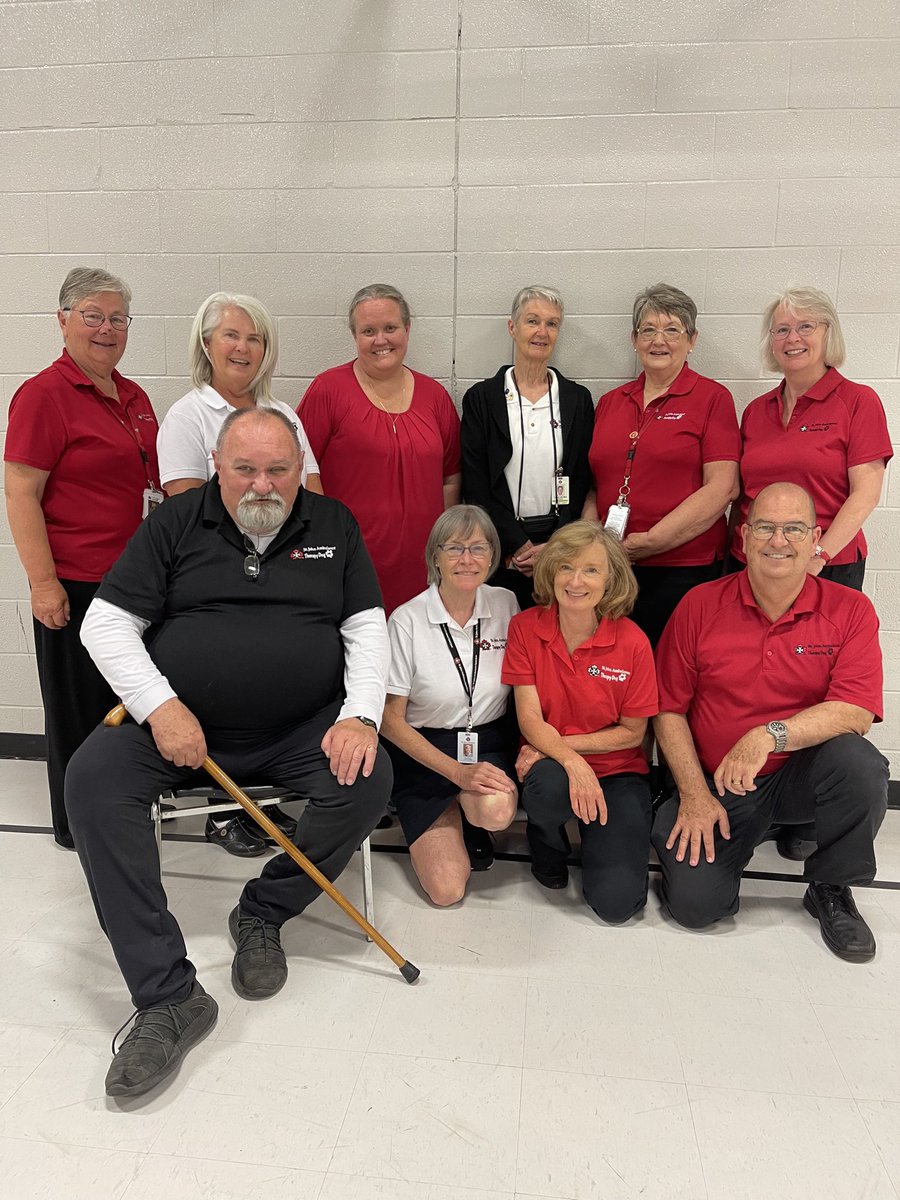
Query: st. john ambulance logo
588,665,600,676
794,645,805,654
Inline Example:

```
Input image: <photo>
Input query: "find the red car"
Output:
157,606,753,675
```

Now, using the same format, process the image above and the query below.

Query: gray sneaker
229,904,288,999
105,981,218,1099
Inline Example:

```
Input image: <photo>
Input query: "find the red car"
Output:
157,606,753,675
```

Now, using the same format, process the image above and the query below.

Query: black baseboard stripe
3,823,898,890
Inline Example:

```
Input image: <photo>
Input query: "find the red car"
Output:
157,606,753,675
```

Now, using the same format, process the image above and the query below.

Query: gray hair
215,404,301,459
425,505,501,586
348,284,411,334
58,267,132,312
632,283,698,337
189,292,279,402
510,285,564,325
759,286,846,372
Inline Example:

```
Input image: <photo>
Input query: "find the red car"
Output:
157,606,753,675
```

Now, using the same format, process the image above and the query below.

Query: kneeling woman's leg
459,786,518,833
409,803,471,907
580,773,652,923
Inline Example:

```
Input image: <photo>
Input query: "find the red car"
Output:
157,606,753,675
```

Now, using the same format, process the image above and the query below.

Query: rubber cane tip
400,961,421,985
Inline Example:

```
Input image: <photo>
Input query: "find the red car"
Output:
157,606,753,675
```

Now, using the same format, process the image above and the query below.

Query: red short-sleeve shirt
4,351,160,581
298,361,461,614
502,604,658,777
732,368,892,566
655,571,883,777
589,366,740,567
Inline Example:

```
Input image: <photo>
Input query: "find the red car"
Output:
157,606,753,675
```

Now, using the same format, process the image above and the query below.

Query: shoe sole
106,997,218,1100
802,890,876,963
228,908,288,1001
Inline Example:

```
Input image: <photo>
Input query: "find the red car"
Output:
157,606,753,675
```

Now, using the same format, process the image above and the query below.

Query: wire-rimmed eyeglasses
243,536,260,579
67,308,133,331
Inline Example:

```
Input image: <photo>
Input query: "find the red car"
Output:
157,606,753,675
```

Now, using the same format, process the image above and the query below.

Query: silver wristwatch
765,720,788,753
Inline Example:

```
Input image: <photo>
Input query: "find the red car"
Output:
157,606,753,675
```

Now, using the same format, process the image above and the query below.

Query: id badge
555,475,570,506
604,502,630,539
457,731,479,763
142,487,164,519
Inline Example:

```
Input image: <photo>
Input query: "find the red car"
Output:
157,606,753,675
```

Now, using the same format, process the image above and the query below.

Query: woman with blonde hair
502,521,657,920
731,285,891,591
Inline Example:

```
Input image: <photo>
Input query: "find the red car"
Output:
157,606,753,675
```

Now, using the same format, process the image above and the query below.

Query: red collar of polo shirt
622,363,698,404
736,569,819,622
533,602,617,653
765,366,845,412
52,349,134,401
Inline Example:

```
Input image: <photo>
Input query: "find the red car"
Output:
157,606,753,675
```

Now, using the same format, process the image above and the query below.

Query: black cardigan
461,365,595,557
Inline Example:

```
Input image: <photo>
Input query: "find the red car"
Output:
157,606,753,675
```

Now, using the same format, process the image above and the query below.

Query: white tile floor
1,756,899,1200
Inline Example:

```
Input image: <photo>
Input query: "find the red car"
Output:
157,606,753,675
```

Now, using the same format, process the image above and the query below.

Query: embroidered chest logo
480,638,507,651
794,643,835,657
798,421,836,433
794,645,805,655
290,549,305,560
661,412,685,420
589,664,631,682
293,544,336,561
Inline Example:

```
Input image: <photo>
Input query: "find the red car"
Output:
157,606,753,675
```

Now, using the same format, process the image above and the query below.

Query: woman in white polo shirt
157,291,322,855
381,505,519,906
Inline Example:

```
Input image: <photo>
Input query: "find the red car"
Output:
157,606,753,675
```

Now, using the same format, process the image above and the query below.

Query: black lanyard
439,620,481,731
510,371,560,519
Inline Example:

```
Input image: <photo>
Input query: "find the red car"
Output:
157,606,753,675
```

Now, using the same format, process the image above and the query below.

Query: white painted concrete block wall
0,0,897,771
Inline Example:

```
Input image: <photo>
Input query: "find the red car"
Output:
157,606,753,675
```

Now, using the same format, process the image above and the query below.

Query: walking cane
103,704,420,984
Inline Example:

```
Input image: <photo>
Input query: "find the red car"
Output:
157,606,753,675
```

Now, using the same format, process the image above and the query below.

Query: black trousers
32,578,117,844
66,702,392,1010
523,759,652,923
650,734,888,929
630,562,723,648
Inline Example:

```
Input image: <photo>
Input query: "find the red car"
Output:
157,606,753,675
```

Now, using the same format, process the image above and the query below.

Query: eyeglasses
439,542,491,559
636,325,686,342
748,521,811,543
243,536,260,579
69,308,133,331
769,321,827,340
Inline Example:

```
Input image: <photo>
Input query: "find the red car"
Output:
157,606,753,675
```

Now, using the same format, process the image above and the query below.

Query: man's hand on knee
713,727,770,797
665,787,731,866
321,718,378,786
147,698,207,769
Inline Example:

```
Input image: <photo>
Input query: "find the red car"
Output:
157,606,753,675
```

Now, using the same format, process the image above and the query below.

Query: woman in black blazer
461,286,594,608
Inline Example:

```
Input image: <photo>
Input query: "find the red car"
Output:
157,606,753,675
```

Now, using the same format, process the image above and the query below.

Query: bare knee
463,791,517,833
422,869,470,907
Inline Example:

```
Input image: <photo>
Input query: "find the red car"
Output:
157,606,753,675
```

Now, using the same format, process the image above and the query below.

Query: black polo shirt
97,481,382,735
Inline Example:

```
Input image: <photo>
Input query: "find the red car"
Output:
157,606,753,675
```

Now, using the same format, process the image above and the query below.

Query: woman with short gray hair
381,505,519,902
4,267,160,847
461,285,594,609
584,282,740,647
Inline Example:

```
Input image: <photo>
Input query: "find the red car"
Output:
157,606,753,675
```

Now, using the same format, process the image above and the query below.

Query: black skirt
383,718,516,846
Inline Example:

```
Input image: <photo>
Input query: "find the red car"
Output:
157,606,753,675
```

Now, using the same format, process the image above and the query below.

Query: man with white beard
66,406,390,1099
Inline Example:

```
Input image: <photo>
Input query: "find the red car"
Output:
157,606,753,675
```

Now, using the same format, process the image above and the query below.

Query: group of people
1,266,890,1102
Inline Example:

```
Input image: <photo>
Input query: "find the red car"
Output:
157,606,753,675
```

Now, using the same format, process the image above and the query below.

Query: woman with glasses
3,268,160,848
502,522,657,920
461,285,594,609
583,283,741,647
731,287,891,591
380,506,519,904
299,284,461,615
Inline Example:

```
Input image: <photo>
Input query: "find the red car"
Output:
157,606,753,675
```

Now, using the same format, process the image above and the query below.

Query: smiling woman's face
631,308,697,378
205,306,265,397
508,299,562,368
553,543,609,615
768,304,828,379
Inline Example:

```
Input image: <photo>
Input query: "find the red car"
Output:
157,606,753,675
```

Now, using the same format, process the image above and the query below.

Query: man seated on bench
651,481,888,961
67,406,391,1099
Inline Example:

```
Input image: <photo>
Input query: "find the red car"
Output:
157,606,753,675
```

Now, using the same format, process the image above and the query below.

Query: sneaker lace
110,998,195,1058
238,913,283,960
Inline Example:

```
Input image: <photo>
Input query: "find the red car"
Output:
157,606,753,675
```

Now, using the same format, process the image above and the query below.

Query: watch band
765,720,788,753
355,716,377,729
814,545,832,564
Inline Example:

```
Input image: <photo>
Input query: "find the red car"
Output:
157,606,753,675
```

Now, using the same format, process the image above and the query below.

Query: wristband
814,545,831,565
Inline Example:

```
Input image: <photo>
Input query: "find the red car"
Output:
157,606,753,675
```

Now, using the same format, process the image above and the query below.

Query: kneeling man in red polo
651,481,888,961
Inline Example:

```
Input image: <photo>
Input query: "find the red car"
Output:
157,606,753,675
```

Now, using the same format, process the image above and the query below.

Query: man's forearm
653,712,710,797
336,607,390,727
779,702,873,749
81,598,176,724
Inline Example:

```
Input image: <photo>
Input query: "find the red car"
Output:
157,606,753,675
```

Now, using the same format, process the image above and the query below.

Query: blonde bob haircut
533,521,638,621
759,286,846,373
425,504,501,587
189,292,279,403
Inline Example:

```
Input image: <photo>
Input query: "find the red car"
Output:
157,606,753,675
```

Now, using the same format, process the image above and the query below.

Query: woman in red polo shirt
4,267,160,848
584,283,740,647
502,522,658,921
732,286,891,591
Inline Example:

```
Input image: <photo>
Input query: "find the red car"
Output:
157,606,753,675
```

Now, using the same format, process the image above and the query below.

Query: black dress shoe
205,815,267,857
776,830,815,861
530,861,568,890
803,882,876,963
248,804,297,843
462,819,494,871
